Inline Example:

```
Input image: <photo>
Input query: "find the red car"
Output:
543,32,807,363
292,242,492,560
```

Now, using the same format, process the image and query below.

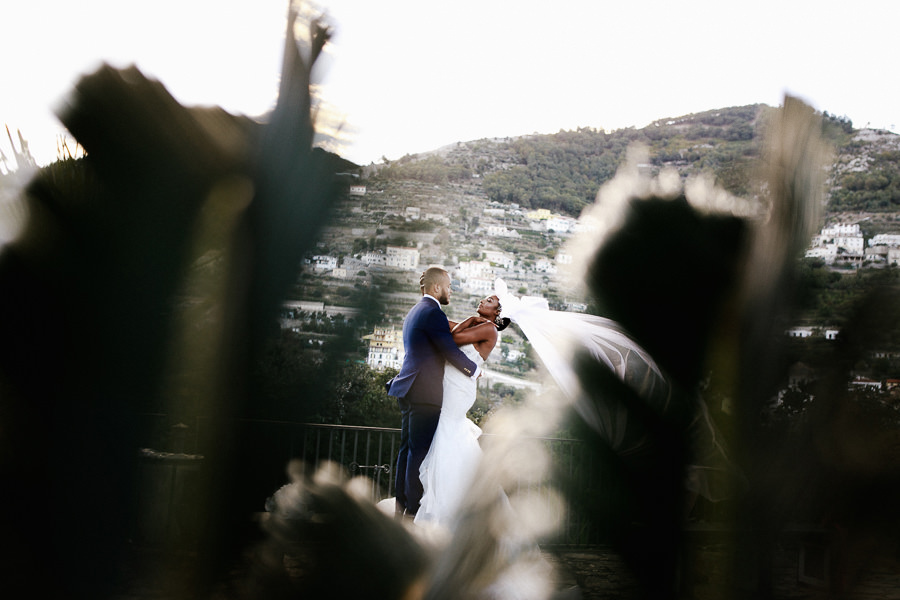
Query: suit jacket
386,297,477,405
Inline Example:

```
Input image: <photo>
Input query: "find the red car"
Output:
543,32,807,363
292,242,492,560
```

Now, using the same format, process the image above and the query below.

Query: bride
414,295,509,527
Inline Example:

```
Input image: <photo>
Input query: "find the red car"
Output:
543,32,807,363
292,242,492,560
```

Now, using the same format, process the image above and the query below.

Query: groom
387,266,480,518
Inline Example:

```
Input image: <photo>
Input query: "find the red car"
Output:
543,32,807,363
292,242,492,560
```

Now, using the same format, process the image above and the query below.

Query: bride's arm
450,316,487,333
452,321,497,346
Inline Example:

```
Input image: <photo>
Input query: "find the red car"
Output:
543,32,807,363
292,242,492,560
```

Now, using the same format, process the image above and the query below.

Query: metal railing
292,423,400,501
138,416,602,545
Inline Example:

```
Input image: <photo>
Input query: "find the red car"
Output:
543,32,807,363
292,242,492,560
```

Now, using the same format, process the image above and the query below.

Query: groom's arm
424,308,478,377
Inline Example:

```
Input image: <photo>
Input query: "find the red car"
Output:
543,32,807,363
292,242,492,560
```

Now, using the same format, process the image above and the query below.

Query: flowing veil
493,278,666,430
493,278,738,502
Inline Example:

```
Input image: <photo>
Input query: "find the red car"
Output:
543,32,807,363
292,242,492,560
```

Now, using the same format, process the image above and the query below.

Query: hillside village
273,108,900,400
806,222,900,267
287,177,588,391
285,172,900,396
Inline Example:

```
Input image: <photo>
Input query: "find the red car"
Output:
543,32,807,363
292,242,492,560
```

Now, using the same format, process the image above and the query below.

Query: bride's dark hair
494,316,511,331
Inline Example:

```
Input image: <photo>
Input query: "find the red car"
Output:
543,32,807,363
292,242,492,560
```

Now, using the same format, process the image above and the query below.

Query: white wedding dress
413,343,556,599
415,344,485,527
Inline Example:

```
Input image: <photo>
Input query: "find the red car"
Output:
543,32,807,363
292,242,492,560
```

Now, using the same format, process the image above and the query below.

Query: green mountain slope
370,104,899,219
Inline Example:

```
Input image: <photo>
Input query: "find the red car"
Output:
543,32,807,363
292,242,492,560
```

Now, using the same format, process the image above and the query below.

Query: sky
2,0,898,169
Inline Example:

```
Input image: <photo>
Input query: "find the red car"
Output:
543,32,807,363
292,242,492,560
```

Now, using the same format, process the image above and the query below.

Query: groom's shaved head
420,267,449,294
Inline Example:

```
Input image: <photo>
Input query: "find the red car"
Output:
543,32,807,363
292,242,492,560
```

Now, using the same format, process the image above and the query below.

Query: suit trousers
395,396,441,516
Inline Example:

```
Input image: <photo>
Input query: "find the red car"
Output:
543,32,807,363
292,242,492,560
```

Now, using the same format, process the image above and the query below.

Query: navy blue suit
388,296,477,515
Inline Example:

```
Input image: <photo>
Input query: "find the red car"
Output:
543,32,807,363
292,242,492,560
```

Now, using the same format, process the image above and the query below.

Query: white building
849,377,882,391
808,223,865,264
822,223,862,237
556,253,573,265
805,245,838,262
865,246,888,262
349,185,366,196
890,247,900,266
405,206,421,220
457,260,493,280
818,223,864,253
485,225,520,238
363,327,404,370
837,235,864,254
361,252,385,266
786,326,815,338
534,258,557,274
785,326,840,340
869,233,900,247
463,277,495,294
386,246,420,270
311,255,338,272
545,215,576,233
483,250,514,268
867,232,900,265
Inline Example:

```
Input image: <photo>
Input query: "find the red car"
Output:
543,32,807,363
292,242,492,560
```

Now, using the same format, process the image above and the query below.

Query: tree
332,364,400,427
254,330,400,427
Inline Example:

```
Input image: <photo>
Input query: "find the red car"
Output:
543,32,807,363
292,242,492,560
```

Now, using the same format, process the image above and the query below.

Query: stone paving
546,549,640,599
111,540,900,599
548,542,900,600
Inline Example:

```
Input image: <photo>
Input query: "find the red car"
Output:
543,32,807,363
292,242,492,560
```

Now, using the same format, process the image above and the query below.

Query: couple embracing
386,266,509,526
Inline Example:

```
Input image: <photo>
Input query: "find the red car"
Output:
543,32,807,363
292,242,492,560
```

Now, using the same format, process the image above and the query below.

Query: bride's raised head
476,295,510,331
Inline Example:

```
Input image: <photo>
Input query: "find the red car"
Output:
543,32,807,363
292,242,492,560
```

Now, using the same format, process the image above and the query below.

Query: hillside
367,104,900,224
309,105,900,324
299,106,900,378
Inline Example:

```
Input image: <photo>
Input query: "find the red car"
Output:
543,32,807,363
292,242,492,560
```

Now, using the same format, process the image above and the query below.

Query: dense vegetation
795,259,900,324
479,105,771,215
254,326,400,427
830,147,900,211
480,127,637,215
371,104,900,216
378,154,473,184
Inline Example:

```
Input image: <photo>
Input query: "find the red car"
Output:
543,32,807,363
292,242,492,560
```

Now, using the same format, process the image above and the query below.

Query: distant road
282,301,360,318
479,369,543,392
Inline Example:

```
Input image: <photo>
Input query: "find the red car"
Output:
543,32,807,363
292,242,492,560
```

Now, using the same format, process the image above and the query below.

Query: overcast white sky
2,0,898,168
